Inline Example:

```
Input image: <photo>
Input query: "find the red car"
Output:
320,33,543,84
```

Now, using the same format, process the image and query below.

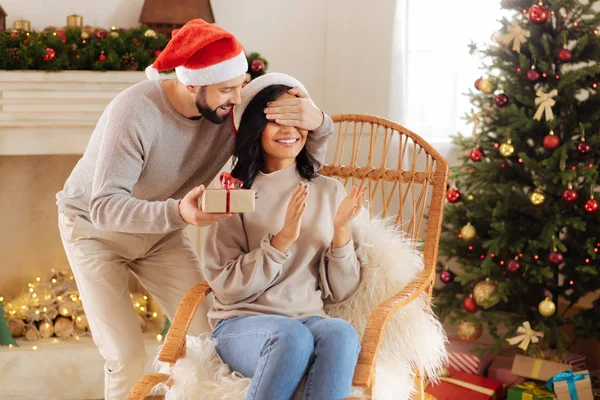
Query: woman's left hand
334,181,366,230
263,87,324,131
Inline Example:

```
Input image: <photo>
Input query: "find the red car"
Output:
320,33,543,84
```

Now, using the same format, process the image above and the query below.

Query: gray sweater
203,164,364,328
56,79,333,234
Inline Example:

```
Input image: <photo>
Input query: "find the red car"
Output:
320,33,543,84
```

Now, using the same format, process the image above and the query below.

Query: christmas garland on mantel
0,25,269,80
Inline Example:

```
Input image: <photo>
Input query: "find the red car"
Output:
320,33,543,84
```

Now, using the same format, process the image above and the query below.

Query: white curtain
390,0,503,159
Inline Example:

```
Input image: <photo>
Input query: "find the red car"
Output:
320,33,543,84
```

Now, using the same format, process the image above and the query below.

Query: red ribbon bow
219,172,243,212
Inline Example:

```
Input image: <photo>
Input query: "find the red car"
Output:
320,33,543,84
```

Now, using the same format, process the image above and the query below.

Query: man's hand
179,185,234,227
263,86,324,131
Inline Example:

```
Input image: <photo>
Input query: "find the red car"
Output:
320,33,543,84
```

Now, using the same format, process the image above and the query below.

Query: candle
13,19,31,32
67,14,83,29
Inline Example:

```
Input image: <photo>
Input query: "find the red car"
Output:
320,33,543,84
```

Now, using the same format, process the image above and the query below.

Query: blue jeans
211,315,361,400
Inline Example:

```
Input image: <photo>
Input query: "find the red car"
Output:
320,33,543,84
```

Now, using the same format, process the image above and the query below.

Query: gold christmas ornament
39,321,54,339
81,31,90,39
75,314,88,331
479,77,497,95
530,189,546,206
144,29,157,38
473,278,500,309
460,222,477,241
457,319,483,341
109,31,120,39
467,194,475,201
437,366,452,378
538,297,556,317
499,139,515,157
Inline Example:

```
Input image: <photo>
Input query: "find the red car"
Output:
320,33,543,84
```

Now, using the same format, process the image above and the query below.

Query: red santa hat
145,19,248,86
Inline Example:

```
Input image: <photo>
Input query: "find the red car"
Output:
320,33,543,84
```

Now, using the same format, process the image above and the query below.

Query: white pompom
145,65,160,80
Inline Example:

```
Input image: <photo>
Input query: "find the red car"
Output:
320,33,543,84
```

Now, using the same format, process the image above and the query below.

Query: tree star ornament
533,89,558,121
502,20,530,53
506,321,544,350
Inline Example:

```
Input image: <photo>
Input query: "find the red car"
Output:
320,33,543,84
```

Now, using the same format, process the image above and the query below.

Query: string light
518,158,523,163
534,255,539,260
0,297,4,302
32,346,38,351
573,22,579,27
500,260,505,266
593,83,598,89
156,334,163,341
468,246,474,251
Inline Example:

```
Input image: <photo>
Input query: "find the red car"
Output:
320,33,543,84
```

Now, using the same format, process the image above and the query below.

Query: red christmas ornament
548,252,564,265
447,188,461,203
507,259,521,273
56,30,66,44
463,296,478,313
99,53,107,61
527,68,540,82
577,140,591,154
10,32,19,39
153,49,162,57
494,93,509,108
562,188,579,203
470,147,484,162
558,48,573,63
474,78,482,90
584,198,599,214
43,48,56,62
251,59,265,73
440,270,455,284
528,4,549,24
95,29,108,39
543,132,560,150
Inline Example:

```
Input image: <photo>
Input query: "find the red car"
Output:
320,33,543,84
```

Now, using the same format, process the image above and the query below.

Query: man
56,19,333,399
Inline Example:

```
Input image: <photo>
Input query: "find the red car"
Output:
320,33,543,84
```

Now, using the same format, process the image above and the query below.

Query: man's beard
195,90,232,124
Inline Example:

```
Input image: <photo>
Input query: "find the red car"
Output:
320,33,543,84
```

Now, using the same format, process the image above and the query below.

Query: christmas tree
0,302,18,347
435,0,600,355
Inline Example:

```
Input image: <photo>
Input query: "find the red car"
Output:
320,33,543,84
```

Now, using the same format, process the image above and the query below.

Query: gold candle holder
67,14,83,29
13,19,31,32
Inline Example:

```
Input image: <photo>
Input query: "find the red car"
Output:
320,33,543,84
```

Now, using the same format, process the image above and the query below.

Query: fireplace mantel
0,70,147,155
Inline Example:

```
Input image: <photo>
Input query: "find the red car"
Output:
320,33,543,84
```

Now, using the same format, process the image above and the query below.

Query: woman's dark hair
231,84,315,188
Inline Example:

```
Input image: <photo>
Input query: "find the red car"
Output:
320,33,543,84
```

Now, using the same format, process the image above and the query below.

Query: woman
203,73,366,400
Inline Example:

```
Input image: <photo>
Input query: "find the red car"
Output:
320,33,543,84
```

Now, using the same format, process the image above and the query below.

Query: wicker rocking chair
126,114,449,400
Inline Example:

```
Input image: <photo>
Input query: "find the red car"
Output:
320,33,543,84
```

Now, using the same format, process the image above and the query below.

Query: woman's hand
271,182,309,253
334,181,366,230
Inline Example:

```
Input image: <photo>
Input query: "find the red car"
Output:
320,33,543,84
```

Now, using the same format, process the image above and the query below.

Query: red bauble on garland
577,140,591,154
543,132,560,150
98,53,107,61
95,29,108,39
447,188,461,203
548,252,564,265
507,259,521,273
562,188,578,203
584,198,599,214
558,48,573,63
528,4,549,24
463,296,478,313
494,93,510,108
10,32,19,39
43,48,56,62
527,68,540,82
440,270,455,284
470,147,484,162
474,78,482,90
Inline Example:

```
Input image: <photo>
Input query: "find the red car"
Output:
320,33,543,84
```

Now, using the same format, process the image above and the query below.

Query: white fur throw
153,212,447,400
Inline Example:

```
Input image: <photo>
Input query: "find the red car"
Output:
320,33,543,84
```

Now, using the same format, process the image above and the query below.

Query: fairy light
594,29,599,36
586,258,590,263
51,278,57,284
572,166,577,171
569,280,574,285
522,8,528,14
491,253,496,258
156,334,163,341
517,67,522,72
500,260,505,266
518,158,523,163
29,288,34,293
468,245,474,251
0,297,3,302
542,72,547,78
152,312,158,318
519,253,523,257
36,277,41,282
8,344,14,349
494,143,499,149
593,83,598,89
573,21,579,27
555,74,560,80
534,255,539,260
458,233,463,239
590,163,595,168
480,255,485,259
32,346,38,351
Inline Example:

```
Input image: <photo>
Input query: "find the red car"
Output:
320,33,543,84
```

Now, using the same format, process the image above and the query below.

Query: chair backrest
320,114,449,279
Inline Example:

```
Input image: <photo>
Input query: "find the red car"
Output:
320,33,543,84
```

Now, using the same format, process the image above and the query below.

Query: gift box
513,354,572,382
543,350,587,372
547,370,594,400
425,369,503,400
446,338,494,375
200,188,255,213
488,355,527,388
199,172,255,213
507,381,555,400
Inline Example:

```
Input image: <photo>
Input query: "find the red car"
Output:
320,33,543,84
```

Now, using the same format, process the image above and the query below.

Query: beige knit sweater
56,79,333,234
203,164,365,328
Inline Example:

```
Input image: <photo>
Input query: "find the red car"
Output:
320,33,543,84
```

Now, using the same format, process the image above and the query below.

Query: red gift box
446,338,494,376
487,355,527,388
543,349,587,371
426,369,504,400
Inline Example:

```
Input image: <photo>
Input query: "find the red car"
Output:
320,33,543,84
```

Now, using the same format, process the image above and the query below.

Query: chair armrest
125,372,170,400
158,281,212,364
351,266,434,388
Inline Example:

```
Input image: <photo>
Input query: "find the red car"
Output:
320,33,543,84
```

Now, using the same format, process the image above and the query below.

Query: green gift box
507,381,555,400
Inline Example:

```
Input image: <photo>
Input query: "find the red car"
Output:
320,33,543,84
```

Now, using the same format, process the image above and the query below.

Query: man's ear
185,85,198,95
